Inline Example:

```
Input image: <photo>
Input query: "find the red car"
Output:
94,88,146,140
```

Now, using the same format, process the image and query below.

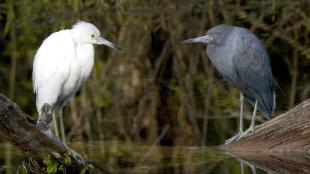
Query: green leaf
58,164,67,174
43,155,59,174
79,164,94,174
63,153,72,166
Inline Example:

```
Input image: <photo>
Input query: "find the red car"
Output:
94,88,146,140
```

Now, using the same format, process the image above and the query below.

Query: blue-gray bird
184,24,275,144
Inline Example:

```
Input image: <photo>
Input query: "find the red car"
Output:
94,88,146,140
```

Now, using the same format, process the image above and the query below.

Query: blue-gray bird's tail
257,87,276,120
243,85,275,120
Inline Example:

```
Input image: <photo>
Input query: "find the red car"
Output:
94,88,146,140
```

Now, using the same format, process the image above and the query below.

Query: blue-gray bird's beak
183,34,215,44
97,37,121,50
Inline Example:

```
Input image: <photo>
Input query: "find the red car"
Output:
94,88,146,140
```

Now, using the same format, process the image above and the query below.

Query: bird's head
183,25,232,45
71,21,121,50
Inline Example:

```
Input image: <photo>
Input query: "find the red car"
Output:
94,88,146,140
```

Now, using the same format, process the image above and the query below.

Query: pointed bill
97,37,122,50
183,35,215,44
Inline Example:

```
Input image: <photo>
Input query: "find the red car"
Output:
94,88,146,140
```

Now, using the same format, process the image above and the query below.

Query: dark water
0,141,309,174
0,141,269,174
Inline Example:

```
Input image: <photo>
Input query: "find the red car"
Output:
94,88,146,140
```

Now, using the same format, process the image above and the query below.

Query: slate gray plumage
184,24,275,143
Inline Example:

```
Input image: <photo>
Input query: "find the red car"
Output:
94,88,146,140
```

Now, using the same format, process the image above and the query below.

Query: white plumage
32,21,120,140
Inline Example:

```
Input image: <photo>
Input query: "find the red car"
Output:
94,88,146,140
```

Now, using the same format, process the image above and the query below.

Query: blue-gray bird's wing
232,33,275,118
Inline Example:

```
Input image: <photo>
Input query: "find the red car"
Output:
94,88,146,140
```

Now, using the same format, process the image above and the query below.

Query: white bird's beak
183,34,215,44
97,37,121,50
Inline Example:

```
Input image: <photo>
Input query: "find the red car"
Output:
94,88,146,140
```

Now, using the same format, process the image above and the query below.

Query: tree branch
0,93,110,173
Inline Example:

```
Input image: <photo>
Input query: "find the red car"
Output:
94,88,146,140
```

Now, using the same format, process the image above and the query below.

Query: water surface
0,141,270,174
1,141,309,173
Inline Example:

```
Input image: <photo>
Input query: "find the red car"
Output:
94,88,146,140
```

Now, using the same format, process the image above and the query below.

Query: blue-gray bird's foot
237,126,256,140
225,131,243,144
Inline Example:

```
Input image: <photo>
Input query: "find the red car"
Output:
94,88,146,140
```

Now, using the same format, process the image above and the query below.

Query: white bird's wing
32,30,74,111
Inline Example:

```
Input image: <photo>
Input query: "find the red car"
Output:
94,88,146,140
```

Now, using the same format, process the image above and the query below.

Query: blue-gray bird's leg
241,161,244,174
239,93,244,132
250,164,257,174
249,100,257,132
241,157,257,174
225,93,244,144
238,100,258,139
241,158,257,174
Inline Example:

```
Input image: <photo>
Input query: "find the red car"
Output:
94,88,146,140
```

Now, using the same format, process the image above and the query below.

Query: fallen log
0,93,110,173
222,98,310,152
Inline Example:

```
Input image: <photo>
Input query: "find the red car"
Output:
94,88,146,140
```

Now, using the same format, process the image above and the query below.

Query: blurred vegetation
0,0,309,146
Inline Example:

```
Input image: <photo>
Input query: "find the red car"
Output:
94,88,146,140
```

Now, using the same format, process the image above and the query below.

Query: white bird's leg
55,109,84,163
56,108,83,163
52,111,60,138
58,108,66,146
238,100,258,139
58,109,83,164
37,104,53,125
225,93,244,144
37,104,54,138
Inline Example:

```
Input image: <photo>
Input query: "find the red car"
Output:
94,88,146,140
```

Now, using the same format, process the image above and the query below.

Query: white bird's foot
67,147,85,165
225,131,243,144
64,143,85,165
37,124,54,137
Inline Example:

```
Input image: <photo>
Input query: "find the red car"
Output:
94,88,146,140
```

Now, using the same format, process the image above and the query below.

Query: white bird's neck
75,44,95,80
71,28,86,44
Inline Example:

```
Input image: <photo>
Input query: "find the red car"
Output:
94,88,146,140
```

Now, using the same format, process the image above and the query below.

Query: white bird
32,21,120,143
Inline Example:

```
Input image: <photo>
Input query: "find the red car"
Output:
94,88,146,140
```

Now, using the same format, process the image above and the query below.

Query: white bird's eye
91,34,95,38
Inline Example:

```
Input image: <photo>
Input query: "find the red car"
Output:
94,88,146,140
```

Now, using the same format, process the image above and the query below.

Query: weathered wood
222,98,310,152
0,93,110,173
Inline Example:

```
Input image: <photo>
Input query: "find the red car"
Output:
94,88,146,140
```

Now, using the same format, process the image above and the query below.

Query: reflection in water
0,143,24,173
226,151,310,174
228,152,257,174
71,141,246,174
4,143,12,174
0,141,258,174
241,161,257,174
1,141,309,174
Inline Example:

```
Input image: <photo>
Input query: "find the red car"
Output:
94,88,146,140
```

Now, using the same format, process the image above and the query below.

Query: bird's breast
60,62,83,101
207,45,234,74
59,44,94,104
